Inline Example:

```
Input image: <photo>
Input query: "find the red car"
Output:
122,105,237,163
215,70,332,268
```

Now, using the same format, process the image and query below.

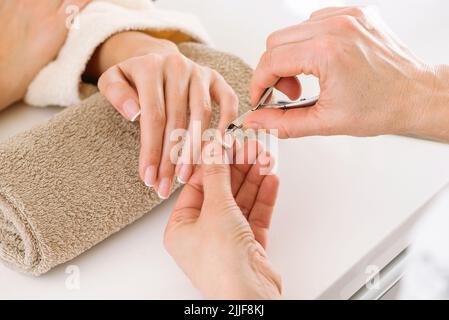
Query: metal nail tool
225,87,320,134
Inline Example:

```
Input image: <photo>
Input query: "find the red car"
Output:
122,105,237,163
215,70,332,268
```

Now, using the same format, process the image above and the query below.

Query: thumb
244,107,324,139
201,142,234,204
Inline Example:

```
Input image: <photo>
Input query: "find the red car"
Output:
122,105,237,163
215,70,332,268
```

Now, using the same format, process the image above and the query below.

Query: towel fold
0,43,253,276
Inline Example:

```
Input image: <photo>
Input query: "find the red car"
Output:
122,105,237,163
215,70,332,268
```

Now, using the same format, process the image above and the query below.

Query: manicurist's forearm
407,65,449,143
85,31,180,80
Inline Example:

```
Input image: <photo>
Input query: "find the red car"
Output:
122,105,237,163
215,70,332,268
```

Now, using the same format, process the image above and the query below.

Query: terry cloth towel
0,43,253,276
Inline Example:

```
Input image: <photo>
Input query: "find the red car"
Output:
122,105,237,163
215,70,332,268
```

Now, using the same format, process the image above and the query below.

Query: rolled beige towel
0,43,253,275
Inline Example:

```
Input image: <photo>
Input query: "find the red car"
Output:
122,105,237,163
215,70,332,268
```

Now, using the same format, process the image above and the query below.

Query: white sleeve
25,0,211,107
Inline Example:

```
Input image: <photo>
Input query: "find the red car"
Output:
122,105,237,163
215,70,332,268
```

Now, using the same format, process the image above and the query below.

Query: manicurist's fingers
248,174,279,249
98,65,141,122
156,54,190,199
235,151,276,219
275,77,302,101
244,106,324,139
250,39,321,106
230,139,263,196
171,169,204,215
266,19,331,49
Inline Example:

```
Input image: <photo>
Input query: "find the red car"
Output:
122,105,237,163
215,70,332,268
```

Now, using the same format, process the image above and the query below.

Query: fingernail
123,100,141,122
157,178,172,200
223,132,234,149
177,165,190,184
144,166,157,187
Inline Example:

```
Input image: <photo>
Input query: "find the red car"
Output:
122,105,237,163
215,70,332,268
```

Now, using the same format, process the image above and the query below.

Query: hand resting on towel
88,31,239,199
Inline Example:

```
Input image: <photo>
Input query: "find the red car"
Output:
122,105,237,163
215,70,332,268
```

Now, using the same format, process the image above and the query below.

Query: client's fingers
130,62,166,188
201,142,235,207
210,71,239,132
156,55,190,199
98,66,141,121
176,66,213,184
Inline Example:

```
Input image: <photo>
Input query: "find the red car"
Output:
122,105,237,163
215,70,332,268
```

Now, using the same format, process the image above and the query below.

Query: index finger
249,40,320,106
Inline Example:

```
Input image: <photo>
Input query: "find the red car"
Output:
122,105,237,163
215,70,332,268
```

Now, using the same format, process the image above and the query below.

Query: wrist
401,64,449,141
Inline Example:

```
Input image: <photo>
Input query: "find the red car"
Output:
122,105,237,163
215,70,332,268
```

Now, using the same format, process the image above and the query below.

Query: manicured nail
144,166,157,187
123,100,141,122
157,178,172,200
177,165,190,185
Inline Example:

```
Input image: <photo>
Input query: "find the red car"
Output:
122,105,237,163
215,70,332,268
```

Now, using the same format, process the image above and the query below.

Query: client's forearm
85,31,180,80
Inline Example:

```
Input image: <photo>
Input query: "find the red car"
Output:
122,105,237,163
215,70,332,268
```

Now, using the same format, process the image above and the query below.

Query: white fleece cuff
25,1,211,107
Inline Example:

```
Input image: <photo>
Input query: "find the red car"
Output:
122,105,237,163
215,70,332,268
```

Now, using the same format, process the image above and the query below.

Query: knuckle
143,53,163,66
332,15,359,32
151,111,166,124
197,97,213,115
171,111,187,128
266,31,280,49
127,54,161,74
210,69,223,82
226,91,239,105
191,64,203,78
98,67,118,93
159,162,175,177
224,92,239,116
144,148,162,165
165,52,187,69
347,7,366,19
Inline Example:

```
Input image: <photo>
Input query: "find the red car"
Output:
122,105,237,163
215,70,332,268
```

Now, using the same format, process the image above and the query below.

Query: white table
1,0,449,299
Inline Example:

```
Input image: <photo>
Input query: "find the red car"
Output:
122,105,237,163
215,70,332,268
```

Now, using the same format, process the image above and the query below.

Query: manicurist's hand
246,6,449,142
96,32,238,199
0,0,91,109
164,141,281,300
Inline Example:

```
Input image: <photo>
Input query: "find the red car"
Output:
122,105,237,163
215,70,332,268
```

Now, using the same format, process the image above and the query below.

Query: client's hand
164,141,281,300
0,0,92,109
97,32,238,199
